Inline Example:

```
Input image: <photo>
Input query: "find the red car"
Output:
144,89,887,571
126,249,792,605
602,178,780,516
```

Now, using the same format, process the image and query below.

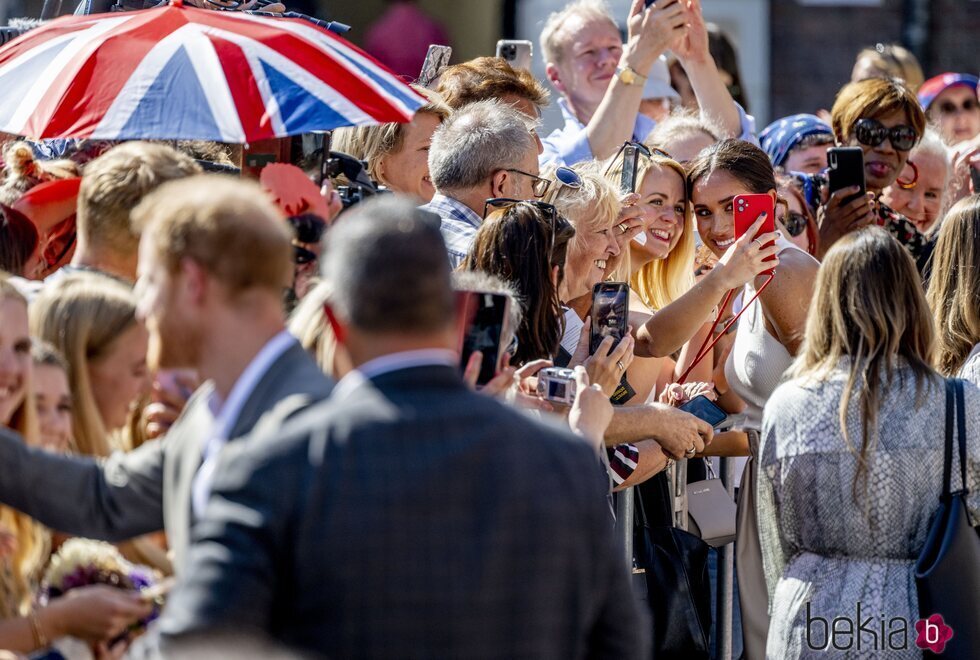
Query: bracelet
28,607,48,649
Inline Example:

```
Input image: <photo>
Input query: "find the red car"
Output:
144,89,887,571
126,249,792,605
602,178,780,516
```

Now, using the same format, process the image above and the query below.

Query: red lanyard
676,273,775,384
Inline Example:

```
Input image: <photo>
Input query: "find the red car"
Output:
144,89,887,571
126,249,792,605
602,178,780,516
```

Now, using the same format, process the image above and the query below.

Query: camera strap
676,272,775,385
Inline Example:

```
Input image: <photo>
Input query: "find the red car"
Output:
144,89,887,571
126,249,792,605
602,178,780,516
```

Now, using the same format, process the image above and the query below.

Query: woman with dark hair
818,77,930,267
758,227,978,660
687,138,820,659
461,201,575,366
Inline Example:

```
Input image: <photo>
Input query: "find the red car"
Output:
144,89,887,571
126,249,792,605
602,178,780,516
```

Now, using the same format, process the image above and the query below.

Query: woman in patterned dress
758,227,980,659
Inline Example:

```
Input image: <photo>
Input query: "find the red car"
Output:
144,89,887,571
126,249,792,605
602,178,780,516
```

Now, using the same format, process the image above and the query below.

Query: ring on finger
752,238,763,248
684,445,697,457
619,224,629,234
616,360,625,371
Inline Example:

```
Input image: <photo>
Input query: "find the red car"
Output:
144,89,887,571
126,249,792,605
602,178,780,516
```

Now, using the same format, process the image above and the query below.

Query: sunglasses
603,141,672,176
782,211,808,237
937,98,980,115
483,198,567,260
287,215,327,244
503,169,551,198
853,118,918,152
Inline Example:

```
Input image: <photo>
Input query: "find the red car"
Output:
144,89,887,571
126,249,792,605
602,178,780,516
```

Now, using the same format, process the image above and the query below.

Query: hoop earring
896,160,919,190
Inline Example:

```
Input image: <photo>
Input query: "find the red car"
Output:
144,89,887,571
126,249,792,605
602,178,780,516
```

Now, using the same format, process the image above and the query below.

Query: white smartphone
495,40,533,70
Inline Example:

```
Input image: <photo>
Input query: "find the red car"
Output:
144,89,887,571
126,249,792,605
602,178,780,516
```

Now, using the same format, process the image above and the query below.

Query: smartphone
679,395,728,428
418,44,452,88
620,143,642,195
827,146,866,206
458,291,510,386
496,39,533,70
733,193,777,274
970,166,980,194
590,282,630,356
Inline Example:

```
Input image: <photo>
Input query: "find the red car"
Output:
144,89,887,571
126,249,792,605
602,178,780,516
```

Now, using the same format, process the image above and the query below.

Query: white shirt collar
333,348,458,401
206,329,298,443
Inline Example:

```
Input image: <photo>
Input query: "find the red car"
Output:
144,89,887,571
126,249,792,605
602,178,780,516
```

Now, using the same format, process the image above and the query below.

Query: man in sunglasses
538,0,754,168
423,100,543,268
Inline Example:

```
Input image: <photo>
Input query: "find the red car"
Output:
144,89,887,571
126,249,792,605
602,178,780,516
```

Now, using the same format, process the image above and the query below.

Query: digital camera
536,367,577,405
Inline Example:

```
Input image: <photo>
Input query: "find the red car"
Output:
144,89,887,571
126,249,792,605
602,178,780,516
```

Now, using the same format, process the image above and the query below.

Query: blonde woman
928,195,980,382
330,86,451,203
288,279,352,379
0,275,149,654
29,274,169,574
758,227,978,659
0,142,80,206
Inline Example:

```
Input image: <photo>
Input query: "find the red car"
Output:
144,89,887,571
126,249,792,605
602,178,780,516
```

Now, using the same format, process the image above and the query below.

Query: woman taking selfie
758,227,980,660
686,138,820,659
928,195,980,383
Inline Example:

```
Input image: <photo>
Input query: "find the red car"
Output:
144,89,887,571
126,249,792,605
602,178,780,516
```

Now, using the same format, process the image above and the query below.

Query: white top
559,307,585,357
191,329,298,516
724,238,807,435
958,343,980,386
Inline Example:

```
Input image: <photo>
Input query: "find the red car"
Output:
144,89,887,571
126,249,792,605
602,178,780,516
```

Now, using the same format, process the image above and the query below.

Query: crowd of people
0,0,978,658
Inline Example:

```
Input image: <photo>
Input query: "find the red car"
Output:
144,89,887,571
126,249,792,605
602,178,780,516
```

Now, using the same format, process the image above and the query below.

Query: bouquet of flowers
41,539,162,637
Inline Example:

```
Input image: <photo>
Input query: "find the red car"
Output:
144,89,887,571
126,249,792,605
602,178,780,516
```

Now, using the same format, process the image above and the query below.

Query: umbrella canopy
0,0,424,142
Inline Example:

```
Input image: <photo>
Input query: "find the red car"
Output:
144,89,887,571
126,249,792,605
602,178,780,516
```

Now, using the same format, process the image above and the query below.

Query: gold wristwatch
615,64,647,86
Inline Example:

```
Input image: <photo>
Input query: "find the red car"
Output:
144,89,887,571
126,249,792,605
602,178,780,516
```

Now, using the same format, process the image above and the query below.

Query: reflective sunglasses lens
891,126,918,151
555,166,582,188
784,212,807,237
855,120,886,147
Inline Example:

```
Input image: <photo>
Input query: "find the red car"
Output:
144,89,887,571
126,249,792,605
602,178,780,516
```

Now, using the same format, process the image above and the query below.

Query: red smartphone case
733,193,776,274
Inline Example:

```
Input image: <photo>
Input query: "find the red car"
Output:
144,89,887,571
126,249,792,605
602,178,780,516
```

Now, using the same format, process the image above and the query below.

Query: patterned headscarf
759,114,833,169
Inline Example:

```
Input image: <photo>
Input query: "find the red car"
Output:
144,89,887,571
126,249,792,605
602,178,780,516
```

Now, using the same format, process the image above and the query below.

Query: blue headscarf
759,114,833,169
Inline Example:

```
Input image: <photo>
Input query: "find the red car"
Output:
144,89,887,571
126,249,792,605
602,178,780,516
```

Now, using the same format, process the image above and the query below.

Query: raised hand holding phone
734,193,777,274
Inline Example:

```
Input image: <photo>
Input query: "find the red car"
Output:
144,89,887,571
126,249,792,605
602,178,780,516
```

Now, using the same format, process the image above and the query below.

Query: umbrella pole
40,0,63,20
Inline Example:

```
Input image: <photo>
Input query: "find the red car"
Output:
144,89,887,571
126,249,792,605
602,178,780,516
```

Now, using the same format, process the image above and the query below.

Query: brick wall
770,0,980,121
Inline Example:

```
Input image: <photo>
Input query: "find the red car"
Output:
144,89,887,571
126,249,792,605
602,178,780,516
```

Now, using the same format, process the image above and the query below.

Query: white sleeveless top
724,237,807,433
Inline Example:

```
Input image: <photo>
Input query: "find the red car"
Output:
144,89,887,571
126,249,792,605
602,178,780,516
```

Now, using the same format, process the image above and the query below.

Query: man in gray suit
0,176,332,571
160,197,648,658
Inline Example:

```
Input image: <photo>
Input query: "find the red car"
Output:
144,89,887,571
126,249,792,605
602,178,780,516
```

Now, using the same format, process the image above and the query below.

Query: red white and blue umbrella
0,0,424,142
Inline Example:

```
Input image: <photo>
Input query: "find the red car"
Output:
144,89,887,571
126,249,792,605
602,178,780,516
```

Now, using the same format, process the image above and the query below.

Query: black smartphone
620,144,641,194
679,395,728,428
458,291,510,386
970,166,980,194
590,282,630,356
827,146,866,206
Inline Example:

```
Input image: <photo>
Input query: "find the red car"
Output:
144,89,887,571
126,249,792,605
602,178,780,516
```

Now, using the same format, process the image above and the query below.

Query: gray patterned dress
757,363,980,659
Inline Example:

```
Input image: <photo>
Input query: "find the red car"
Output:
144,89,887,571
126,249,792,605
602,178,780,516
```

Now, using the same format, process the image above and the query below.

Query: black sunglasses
503,169,551,198
853,118,919,152
287,215,327,244
782,211,808,237
938,98,979,115
603,141,672,176
483,198,568,261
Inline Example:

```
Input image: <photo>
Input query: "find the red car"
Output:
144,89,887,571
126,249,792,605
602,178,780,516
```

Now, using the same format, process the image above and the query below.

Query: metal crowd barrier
613,457,737,660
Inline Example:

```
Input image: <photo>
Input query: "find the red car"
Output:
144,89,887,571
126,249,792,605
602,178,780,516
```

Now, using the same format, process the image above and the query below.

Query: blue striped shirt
421,193,483,269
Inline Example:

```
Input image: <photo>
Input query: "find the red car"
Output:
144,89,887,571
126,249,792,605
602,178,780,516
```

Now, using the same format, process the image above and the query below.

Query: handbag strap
953,378,969,495
943,379,954,498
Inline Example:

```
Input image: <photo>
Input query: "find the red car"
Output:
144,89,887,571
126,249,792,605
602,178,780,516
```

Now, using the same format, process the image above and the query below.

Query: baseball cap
642,55,680,102
918,73,979,111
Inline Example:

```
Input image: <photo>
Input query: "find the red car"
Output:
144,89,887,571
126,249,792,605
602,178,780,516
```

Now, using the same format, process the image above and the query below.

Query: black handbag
632,483,712,660
914,378,980,660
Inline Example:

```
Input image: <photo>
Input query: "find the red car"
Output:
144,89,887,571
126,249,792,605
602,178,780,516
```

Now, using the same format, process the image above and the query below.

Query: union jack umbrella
0,0,424,142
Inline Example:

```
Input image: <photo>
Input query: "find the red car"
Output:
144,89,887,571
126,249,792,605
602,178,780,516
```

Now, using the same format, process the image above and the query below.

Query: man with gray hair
160,196,647,657
422,99,543,268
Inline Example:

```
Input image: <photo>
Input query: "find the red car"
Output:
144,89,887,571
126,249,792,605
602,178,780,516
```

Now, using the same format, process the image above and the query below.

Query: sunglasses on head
603,141,672,176
853,118,918,152
483,198,567,259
